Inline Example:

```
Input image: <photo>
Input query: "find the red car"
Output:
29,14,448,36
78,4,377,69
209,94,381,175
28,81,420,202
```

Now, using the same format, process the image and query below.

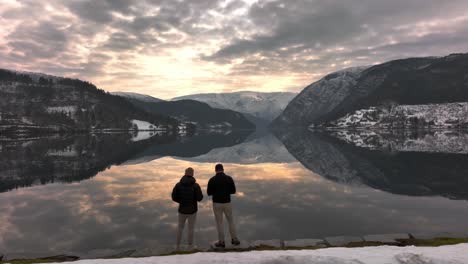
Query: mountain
273,53,468,128
173,91,296,122
111,92,164,103
117,96,255,130
0,69,177,134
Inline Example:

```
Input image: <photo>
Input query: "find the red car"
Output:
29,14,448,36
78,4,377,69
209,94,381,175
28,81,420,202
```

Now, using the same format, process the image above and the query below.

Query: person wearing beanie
171,167,203,250
207,163,240,248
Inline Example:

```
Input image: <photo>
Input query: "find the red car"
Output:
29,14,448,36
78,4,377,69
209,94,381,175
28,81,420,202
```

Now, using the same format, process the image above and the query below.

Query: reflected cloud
2,157,468,258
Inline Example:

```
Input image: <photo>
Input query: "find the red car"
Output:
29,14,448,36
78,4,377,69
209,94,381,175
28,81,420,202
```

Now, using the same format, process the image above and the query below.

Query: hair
215,163,224,172
185,167,194,176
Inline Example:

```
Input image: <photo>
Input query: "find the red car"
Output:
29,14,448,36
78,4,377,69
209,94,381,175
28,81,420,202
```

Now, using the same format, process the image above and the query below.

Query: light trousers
213,202,238,242
176,213,197,246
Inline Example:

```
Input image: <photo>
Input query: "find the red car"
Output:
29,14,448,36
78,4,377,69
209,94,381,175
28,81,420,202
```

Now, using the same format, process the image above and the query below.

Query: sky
0,0,467,99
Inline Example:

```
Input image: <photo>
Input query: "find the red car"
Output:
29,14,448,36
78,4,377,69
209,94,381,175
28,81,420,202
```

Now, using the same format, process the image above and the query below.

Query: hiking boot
231,238,241,246
214,241,225,248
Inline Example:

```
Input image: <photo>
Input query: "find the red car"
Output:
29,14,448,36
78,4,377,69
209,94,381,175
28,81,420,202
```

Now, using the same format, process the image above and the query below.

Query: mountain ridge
0,68,178,134
273,53,468,128
173,91,296,122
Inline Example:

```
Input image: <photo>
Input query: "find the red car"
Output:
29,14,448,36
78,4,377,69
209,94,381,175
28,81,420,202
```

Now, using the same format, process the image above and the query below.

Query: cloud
7,21,68,58
206,0,468,80
0,0,467,98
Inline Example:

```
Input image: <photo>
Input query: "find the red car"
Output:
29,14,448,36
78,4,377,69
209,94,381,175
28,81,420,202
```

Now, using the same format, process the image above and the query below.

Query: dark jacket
172,175,203,214
207,172,236,203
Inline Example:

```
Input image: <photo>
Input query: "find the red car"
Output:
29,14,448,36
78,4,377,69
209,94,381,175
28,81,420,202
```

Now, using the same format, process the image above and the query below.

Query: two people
171,164,239,249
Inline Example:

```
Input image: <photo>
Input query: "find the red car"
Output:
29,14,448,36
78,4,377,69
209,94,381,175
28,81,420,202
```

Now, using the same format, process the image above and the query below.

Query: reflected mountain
123,130,253,164
0,130,252,192
275,129,468,200
0,133,178,192
328,129,468,154
181,130,296,164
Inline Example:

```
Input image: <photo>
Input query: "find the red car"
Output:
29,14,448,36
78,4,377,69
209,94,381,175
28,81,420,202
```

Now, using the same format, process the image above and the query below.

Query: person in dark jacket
207,164,240,248
172,167,203,249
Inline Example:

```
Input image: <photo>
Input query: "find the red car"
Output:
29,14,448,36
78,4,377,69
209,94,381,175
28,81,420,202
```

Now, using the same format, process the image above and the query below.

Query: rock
251,239,283,248
325,236,364,246
284,239,326,248
38,255,80,261
363,233,410,243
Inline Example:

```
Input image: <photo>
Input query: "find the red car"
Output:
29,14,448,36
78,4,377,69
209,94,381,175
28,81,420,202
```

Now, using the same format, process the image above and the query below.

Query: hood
180,175,196,185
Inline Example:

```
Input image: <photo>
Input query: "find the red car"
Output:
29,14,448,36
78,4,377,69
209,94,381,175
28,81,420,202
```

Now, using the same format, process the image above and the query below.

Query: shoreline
3,234,468,263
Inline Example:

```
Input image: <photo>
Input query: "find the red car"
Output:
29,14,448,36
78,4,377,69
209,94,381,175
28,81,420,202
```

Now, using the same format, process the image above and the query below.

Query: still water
1,130,468,258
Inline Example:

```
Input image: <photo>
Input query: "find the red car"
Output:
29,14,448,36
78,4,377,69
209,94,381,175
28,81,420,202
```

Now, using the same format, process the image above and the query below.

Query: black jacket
172,175,203,214
207,172,236,203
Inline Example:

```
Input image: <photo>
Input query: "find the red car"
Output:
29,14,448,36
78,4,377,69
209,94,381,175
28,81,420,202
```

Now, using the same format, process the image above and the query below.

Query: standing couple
171,164,240,249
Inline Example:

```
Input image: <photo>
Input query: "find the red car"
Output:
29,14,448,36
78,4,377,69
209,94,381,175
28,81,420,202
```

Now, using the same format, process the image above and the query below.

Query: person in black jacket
207,164,240,248
172,167,203,249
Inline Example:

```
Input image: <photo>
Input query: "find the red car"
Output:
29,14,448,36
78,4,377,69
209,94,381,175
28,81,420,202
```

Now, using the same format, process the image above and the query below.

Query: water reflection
1,130,468,258
0,131,251,192
275,129,468,200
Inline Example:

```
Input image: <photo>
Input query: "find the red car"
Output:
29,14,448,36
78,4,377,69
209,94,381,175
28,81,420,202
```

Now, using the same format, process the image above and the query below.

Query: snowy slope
112,92,164,103
328,102,468,129
45,244,468,264
172,91,296,121
275,53,468,128
273,67,368,127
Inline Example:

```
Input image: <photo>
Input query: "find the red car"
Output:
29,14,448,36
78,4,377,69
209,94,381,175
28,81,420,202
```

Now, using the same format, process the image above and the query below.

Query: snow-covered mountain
112,92,164,103
172,91,296,122
115,95,255,130
273,67,368,127
273,53,468,128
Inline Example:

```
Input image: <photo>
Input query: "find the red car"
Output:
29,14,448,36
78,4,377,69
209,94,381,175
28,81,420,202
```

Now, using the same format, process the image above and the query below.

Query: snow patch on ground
327,102,468,129
131,120,165,131
46,106,77,116
47,244,468,264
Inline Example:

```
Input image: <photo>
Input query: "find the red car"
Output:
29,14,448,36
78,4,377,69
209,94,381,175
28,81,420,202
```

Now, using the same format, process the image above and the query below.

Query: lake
1,129,468,258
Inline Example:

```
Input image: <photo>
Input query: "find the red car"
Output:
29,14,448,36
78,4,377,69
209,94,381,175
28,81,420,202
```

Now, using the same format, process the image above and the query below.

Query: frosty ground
38,243,468,264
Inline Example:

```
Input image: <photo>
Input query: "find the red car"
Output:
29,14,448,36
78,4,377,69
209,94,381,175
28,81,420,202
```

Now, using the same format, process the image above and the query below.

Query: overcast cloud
0,0,467,99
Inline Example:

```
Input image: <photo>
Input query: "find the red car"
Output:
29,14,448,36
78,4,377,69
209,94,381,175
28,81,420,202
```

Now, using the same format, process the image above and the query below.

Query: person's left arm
229,177,236,195
171,184,180,203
